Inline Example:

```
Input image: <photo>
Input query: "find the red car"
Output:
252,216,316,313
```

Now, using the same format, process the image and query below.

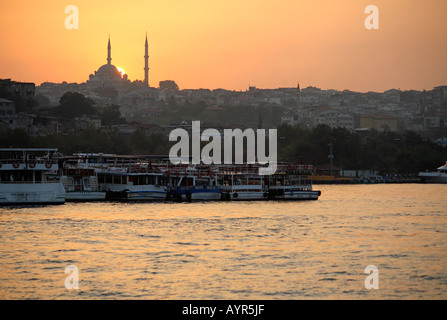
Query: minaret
107,35,112,65
144,32,149,87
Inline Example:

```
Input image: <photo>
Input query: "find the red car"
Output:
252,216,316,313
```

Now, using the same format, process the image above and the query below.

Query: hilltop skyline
1,0,446,92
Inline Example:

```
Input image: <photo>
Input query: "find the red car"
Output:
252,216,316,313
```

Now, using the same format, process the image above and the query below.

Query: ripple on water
0,184,446,299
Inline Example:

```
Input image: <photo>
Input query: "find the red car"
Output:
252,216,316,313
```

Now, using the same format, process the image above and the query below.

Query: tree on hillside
100,105,127,126
55,92,97,119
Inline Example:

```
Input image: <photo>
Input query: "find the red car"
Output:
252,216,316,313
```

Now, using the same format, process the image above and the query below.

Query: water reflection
0,184,446,299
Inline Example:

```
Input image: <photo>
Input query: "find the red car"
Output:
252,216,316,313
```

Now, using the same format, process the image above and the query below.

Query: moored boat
418,161,447,183
100,168,167,201
59,155,107,201
267,163,321,200
0,148,65,205
166,165,221,201
218,165,268,201
60,169,106,201
92,155,168,201
62,153,168,201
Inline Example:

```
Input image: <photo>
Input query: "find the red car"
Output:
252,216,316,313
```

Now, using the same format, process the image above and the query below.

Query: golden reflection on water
0,184,446,299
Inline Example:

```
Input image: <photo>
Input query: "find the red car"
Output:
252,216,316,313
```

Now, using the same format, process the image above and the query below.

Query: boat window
113,175,120,184
0,171,12,182
159,177,167,186
46,175,59,183
134,175,144,185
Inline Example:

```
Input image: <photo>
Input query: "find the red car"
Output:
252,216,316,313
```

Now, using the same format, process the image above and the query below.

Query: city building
359,114,400,131
0,98,15,116
0,98,35,129
314,110,355,130
0,78,35,97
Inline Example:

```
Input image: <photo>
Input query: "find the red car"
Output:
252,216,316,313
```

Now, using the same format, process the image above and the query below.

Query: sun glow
116,67,126,77
0,1,446,91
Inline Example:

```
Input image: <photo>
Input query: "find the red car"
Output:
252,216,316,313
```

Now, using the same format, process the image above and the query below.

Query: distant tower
107,35,112,65
144,33,149,87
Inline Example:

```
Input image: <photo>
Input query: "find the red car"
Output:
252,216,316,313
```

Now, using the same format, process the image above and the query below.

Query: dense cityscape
1,1,447,303
2,78,447,136
1,36,447,178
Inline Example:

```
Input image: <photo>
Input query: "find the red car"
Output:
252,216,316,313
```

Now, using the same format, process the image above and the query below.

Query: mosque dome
95,64,122,80
86,35,143,87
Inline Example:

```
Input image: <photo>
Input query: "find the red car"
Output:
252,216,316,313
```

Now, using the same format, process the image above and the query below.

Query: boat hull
65,191,106,201
221,191,268,201
191,190,221,201
105,186,167,201
0,183,66,205
418,173,447,183
169,188,221,201
126,190,167,201
269,188,321,200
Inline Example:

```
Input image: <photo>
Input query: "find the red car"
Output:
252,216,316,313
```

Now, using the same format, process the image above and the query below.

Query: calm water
0,184,446,300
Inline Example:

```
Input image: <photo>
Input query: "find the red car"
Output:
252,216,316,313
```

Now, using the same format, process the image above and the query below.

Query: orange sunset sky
1,0,446,92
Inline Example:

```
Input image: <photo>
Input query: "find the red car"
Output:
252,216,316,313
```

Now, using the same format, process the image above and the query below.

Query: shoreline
312,178,422,185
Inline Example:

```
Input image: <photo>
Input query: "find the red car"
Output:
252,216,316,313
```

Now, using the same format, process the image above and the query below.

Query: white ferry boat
100,168,167,201
0,148,65,205
267,164,321,200
418,161,447,183
74,154,168,201
166,165,221,201
219,165,268,201
60,161,106,201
